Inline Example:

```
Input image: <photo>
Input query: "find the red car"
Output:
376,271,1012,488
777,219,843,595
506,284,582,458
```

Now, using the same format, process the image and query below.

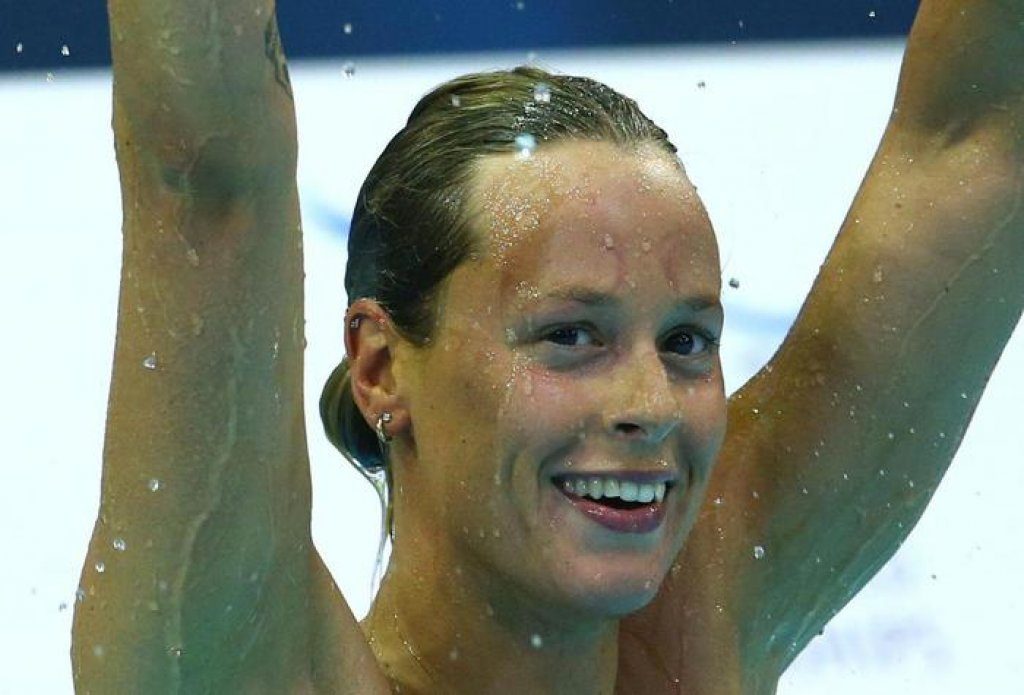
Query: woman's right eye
543,325,600,348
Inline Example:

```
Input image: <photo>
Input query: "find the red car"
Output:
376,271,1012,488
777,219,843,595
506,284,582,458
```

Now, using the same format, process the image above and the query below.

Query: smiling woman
70,0,1023,694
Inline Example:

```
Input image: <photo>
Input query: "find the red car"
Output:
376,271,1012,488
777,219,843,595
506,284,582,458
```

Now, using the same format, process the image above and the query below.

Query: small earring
375,412,393,444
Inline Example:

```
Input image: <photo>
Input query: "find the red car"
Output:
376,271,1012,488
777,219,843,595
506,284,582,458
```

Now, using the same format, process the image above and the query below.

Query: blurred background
2,0,1022,692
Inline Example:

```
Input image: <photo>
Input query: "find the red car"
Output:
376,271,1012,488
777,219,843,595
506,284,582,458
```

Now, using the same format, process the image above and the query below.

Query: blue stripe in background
1,0,919,72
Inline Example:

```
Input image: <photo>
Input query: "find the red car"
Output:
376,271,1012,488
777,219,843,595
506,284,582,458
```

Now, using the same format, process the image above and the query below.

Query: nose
605,346,680,446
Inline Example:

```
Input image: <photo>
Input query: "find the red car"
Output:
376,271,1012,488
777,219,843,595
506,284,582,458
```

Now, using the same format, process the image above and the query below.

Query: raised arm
722,0,1024,682
71,2,381,691
620,1,1023,691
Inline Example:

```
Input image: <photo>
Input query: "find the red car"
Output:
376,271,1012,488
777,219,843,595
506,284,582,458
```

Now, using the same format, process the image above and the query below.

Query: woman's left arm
724,0,1024,679
620,1,1023,690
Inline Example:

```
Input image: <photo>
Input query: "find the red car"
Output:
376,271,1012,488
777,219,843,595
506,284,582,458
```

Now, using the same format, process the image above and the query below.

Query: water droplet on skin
112,538,126,552
530,633,543,648
185,248,199,266
95,561,105,573
343,22,353,34
713,497,723,506
873,266,884,283
603,233,615,249
449,647,459,660
148,478,161,492
169,646,182,658
158,579,169,592
342,61,356,77
641,240,652,252
61,45,70,56
532,82,551,103
143,353,158,370
887,432,895,440
75,588,86,603
93,644,105,658
753,545,766,560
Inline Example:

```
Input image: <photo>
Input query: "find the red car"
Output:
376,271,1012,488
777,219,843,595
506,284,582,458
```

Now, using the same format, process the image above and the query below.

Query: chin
547,554,670,621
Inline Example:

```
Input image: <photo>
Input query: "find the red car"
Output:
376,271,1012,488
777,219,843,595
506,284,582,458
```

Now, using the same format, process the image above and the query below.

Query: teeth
619,481,639,502
637,483,655,504
558,475,672,504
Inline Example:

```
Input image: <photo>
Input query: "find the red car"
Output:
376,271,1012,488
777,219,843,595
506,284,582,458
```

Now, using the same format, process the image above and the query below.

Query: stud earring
375,412,393,444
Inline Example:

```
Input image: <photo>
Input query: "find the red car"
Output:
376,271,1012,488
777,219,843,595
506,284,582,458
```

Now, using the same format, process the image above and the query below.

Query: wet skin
349,139,727,693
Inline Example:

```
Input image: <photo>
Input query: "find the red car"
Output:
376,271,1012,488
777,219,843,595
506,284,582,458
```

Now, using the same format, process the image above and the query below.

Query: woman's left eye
664,328,716,357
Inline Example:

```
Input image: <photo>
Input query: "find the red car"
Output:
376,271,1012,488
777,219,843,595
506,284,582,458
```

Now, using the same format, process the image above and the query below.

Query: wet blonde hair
319,65,679,542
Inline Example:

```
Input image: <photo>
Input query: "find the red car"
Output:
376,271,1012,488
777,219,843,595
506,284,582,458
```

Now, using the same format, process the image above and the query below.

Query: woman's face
395,139,726,623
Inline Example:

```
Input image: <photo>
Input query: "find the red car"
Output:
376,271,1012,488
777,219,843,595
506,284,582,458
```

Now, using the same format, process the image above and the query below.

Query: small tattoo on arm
264,17,293,99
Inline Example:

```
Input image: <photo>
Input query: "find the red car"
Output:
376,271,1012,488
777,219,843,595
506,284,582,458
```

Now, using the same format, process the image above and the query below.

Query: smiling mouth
551,474,677,533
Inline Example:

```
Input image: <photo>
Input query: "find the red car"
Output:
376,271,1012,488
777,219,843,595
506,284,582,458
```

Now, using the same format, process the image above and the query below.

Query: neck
363,535,620,695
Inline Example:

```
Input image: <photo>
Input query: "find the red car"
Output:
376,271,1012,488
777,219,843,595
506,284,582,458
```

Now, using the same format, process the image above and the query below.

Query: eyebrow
540,286,722,312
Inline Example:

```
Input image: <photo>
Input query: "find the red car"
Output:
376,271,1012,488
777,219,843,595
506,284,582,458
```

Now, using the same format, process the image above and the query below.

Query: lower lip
556,486,668,534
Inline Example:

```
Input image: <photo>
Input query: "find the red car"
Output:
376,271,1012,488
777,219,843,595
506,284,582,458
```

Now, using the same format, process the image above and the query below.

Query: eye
664,328,718,357
543,325,601,348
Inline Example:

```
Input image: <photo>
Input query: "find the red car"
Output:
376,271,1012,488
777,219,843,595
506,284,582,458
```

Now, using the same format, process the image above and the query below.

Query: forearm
108,0,296,188
893,0,1023,154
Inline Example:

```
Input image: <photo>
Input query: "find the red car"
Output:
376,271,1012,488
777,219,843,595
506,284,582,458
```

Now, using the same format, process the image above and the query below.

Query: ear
344,299,411,442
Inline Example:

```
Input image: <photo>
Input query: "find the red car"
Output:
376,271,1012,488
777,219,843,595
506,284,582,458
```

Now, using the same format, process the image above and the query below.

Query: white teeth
558,475,672,504
619,481,639,502
637,483,656,504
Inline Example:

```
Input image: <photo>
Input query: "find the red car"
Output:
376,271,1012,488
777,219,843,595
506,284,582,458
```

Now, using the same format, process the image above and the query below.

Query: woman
72,1,1022,693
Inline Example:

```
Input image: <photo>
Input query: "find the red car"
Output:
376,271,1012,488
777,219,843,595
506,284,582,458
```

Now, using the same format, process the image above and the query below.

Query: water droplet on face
532,82,551,103
75,587,86,603
342,61,356,77
112,538,126,552
514,133,536,158
887,432,895,440
93,644,105,658
61,45,70,57
95,561,105,573
713,497,723,506
343,22,353,34
530,633,543,648
185,248,199,266
449,647,459,660
148,478,161,492
603,233,615,249
753,545,765,560
143,353,158,370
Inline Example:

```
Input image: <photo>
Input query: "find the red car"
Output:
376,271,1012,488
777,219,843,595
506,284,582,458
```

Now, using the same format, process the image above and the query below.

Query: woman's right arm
71,2,385,692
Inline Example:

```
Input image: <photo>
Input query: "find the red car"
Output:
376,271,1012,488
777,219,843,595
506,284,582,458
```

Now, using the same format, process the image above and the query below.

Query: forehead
462,140,720,311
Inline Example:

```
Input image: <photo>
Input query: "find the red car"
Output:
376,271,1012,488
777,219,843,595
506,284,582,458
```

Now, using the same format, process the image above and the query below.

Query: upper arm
72,14,326,691
717,119,1023,676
